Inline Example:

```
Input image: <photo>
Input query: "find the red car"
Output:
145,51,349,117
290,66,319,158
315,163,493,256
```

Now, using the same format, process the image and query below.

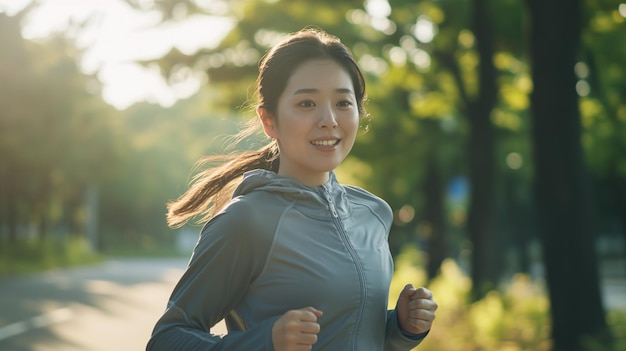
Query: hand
396,284,438,335
272,306,323,351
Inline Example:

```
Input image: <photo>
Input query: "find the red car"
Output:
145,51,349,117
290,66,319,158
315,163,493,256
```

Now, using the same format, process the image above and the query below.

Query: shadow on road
0,258,189,351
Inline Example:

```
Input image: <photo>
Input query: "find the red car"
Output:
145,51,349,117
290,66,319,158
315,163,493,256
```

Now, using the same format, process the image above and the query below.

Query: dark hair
166,27,367,227
257,28,366,116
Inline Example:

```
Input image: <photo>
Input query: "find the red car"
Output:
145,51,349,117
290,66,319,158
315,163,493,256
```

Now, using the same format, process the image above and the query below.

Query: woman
147,27,437,351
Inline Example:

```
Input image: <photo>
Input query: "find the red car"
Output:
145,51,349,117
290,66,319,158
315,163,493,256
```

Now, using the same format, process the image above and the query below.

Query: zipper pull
324,188,339,218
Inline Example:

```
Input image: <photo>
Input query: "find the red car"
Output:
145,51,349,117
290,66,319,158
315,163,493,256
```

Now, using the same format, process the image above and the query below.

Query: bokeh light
506,152,523,170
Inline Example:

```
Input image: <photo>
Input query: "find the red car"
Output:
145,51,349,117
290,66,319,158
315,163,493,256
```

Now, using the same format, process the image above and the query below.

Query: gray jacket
147,170,426,350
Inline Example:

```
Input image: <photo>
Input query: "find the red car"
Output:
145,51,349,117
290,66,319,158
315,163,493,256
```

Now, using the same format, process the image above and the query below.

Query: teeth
311,140,337,146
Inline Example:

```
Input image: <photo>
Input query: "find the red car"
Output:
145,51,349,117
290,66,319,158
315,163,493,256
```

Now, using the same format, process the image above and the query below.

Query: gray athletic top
147,170,427,350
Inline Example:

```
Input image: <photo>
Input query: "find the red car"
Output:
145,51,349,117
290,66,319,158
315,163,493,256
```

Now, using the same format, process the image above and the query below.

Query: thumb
400,284,417,299
303,306,324,318
396,284,416,328
397,284,417,308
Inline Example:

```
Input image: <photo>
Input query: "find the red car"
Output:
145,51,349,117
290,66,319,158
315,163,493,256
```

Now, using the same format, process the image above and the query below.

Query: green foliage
0,237,102,276
0,9,123,248
97,87,246,253
579,2,626,235
390,246,550,350
389,246,626,351
589,310,626,351
0,7,246,256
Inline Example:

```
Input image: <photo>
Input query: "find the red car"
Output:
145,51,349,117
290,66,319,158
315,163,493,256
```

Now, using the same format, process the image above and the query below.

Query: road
0,257,226,351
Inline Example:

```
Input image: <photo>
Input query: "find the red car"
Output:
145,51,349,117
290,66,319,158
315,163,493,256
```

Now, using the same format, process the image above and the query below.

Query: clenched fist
396,284,438,335
272,306,323,351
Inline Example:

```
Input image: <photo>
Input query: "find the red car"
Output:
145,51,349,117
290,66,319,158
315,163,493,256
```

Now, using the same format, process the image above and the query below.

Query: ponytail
166,141,279,228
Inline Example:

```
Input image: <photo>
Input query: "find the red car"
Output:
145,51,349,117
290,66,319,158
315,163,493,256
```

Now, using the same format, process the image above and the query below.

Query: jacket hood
232,169,351,219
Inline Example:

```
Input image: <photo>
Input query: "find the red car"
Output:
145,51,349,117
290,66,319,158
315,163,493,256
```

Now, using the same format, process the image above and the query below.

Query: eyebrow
293,88,354,95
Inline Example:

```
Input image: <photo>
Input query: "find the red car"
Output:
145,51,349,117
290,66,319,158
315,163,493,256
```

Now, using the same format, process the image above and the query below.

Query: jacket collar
233,169,351,219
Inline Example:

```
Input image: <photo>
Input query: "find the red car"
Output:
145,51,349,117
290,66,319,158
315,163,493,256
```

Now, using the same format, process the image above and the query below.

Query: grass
0,238,191,277
0,237,104,276
101,245,190,258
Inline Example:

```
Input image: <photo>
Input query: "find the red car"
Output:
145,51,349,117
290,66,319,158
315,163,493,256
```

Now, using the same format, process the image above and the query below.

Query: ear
258,107,278,139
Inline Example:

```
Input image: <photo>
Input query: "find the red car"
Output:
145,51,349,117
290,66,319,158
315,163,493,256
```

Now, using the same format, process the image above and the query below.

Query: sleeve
146,197,277,351
383,308,429,351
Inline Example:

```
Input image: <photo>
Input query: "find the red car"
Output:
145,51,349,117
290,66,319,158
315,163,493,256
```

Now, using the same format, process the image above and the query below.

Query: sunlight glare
346,9,369,25
21,0,125,40
370,17,396,35
388,46,407,66
413,15,437,43
99,63,171,109
365,0,391,18
1,0,232,109
399,35,417,51
364,0,395,35
0,0,29,15
98,61,202,110
359,54,388,75
410,48,431,70
194,0,229,15
254,29,286,48
168,15,233,55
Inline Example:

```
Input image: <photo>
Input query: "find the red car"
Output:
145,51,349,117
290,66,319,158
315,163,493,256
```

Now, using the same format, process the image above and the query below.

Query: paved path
0,258,226,351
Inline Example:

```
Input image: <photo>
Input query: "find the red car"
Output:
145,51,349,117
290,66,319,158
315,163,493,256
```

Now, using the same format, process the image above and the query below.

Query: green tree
434,0,500,298
581,0,626,268
0,6,121,250
526,0,612,349
97,87,242,252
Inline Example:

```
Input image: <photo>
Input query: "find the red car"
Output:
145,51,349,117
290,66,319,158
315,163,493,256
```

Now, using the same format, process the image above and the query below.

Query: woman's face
259,59,360,186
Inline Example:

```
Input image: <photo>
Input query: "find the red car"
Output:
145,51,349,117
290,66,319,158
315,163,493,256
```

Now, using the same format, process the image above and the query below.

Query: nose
318,104,338,128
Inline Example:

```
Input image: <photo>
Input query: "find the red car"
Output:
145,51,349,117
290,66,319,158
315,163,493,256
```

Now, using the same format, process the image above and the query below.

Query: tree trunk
423,157,447,280
526,0,612,349
504,171,531,274
467,0,499,300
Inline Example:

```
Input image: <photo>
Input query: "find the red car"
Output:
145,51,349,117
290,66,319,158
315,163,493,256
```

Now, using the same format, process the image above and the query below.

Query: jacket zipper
325,188,339,218
322,185,367,350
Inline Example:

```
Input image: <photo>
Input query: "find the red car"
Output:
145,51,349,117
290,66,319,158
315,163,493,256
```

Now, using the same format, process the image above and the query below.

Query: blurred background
0,0,624,350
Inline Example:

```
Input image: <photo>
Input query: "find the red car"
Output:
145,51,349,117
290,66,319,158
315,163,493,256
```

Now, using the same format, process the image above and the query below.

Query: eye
337,100,353,108
298,100,316,108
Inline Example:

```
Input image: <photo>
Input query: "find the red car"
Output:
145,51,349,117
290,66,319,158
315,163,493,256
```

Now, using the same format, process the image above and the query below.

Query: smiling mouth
311,139,339,146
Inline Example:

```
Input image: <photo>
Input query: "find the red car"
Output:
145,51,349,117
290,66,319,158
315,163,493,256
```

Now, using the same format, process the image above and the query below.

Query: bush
389,246,551,350
0,237,102,276
390,246,626,350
